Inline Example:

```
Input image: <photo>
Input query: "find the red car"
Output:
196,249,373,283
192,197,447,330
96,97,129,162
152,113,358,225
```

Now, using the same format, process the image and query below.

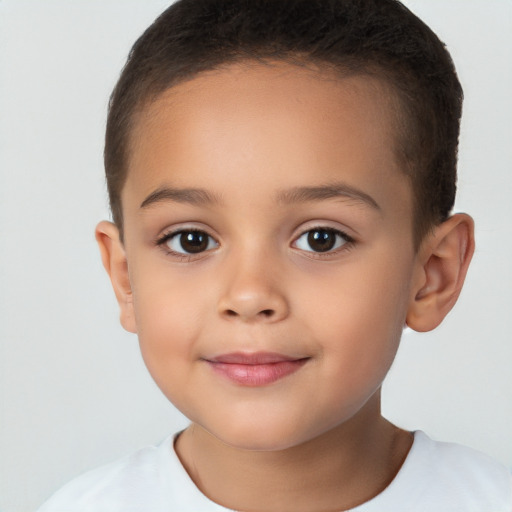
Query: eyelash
155,226,355,260
292,226,355,258
156,228,219,260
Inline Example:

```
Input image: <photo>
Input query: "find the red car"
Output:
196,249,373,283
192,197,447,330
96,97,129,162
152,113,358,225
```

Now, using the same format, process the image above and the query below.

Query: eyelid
292,221,356,242
291,224,356,256
154,222,216,242
155,224,220,258
153,222,356,260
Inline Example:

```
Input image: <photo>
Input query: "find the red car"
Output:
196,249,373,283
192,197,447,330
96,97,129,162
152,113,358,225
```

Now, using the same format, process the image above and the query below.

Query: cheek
130,268,211,382
302,251,412,368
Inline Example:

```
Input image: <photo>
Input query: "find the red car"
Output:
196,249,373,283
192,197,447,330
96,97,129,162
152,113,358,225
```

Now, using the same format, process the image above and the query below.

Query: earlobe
406,214,475,332
95,221,137,334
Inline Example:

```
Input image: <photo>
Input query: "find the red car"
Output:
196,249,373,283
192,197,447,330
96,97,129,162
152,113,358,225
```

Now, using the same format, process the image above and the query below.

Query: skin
97,62,474,511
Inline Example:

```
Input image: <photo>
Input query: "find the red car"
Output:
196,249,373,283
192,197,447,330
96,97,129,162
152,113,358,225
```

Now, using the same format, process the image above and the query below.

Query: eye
162,229,218,254
293,228,351,253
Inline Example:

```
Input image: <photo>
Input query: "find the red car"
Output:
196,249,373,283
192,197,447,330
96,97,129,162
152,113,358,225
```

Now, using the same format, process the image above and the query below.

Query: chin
217,432,303,452
201,416,325,453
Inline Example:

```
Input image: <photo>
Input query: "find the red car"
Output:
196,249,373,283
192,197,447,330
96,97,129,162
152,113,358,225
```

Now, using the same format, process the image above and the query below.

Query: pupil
308,230,335,252
180,231,208,253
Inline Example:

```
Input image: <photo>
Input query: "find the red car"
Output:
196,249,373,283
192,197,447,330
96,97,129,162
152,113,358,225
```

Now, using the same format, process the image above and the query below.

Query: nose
217,254,290,323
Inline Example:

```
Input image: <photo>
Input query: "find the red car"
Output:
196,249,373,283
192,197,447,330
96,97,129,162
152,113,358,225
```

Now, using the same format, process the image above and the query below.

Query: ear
95,221,137,333
406,213,475,332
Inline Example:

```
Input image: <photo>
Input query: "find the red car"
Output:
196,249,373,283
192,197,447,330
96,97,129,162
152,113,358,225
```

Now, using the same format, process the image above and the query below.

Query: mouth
203,352,310,387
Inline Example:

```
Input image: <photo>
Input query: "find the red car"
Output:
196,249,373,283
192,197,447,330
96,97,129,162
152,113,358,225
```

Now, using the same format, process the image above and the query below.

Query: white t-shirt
38,431,512,512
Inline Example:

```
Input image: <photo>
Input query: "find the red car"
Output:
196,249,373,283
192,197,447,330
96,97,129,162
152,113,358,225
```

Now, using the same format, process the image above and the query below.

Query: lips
204,352,309,386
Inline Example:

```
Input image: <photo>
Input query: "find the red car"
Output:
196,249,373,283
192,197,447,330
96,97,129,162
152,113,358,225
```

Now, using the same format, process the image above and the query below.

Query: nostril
220,305,283,321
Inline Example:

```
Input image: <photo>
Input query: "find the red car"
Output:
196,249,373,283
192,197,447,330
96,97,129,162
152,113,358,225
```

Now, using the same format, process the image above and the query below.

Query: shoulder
415,431,511,495
354,431,512,512
37,436,175,512
37,434,230,512
393,431,511,511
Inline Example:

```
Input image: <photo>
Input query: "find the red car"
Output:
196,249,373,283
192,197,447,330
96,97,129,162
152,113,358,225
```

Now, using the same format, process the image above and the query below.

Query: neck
175,394,413,512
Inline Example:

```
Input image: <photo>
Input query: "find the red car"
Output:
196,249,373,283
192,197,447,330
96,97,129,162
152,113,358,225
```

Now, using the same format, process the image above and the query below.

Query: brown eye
165,230,218,254
294,228,350,253
308,229,337,252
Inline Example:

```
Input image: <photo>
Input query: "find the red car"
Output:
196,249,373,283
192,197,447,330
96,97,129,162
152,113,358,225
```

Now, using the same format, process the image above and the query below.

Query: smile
204,352,309,387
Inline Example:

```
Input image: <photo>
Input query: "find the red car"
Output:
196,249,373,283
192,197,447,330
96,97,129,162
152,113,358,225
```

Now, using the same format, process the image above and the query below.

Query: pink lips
205,352,308,386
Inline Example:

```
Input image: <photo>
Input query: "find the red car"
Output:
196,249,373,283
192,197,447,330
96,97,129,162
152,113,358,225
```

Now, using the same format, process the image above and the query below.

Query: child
38,0,512,510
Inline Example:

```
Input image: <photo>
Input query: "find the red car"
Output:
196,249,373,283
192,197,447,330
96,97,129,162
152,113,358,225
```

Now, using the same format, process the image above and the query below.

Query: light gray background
0,1,511,511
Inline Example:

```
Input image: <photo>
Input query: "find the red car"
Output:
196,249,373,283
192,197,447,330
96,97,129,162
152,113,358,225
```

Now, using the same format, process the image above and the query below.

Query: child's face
119,62,421,450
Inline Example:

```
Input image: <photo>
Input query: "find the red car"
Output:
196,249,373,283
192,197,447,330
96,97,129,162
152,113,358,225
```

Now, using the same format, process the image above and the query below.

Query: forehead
123,61,411,222
130,62,399,161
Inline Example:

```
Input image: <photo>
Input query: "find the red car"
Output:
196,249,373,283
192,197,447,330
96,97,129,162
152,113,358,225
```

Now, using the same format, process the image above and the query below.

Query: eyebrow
140,186,222,209
139,182,380,211
276,183,381,211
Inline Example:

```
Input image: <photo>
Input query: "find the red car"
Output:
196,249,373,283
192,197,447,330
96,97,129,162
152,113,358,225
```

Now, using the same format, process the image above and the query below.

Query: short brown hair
105,0,463,246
